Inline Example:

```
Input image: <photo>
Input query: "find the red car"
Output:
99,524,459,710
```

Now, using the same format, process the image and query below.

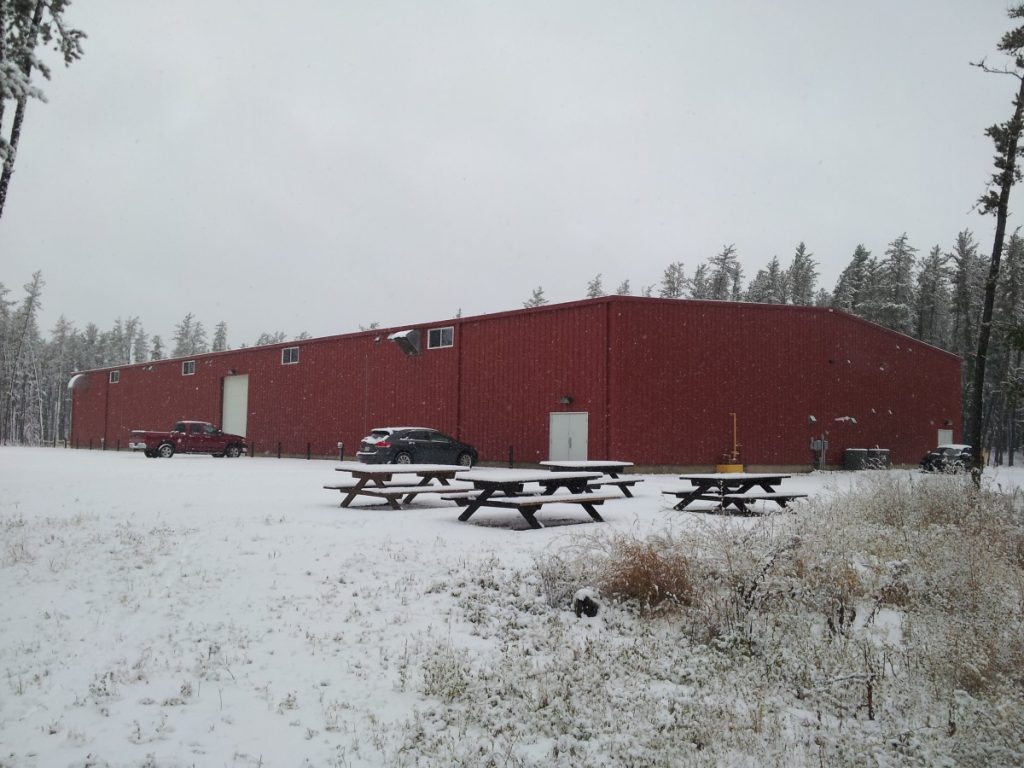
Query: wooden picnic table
538,459,642,497
325,462,467,509
665,472,797,512
451,469,609,528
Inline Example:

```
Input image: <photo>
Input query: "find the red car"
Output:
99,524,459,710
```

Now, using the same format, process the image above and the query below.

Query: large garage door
222,374,249,437
549,412,588,460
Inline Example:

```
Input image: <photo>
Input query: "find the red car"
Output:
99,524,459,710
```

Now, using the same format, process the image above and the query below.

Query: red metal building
68,296,962,469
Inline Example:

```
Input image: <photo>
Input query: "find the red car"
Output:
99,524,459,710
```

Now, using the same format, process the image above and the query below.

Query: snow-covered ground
1,447,1021,767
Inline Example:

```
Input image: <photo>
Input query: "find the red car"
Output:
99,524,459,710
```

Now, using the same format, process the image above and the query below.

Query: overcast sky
0,0,1020,347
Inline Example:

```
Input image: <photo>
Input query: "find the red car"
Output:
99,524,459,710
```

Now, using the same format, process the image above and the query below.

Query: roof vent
388,329,421,357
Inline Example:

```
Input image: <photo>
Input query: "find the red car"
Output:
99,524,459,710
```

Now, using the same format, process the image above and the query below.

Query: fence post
508,445,514,468
307,442,311,460
277,442,282,459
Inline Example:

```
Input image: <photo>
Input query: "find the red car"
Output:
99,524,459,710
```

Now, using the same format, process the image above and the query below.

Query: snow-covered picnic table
324,462,469,509
664,472,806,513
538,459,642,497
448,468,615,529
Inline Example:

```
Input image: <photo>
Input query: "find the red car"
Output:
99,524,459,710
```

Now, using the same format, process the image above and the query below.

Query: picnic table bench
453,469,611,528
326,462,467,509
469,492,617,529
539,460,643,497
719,492,808,514
663,472,802,513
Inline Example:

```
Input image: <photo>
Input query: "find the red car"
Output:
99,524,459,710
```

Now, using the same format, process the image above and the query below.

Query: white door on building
937,428,953,446
222,375,249,437
549,412,589,460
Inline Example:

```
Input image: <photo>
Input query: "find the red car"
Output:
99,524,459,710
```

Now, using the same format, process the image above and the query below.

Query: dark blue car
356,427,478,467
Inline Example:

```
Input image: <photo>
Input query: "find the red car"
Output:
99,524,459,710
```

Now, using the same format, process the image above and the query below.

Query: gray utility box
843,448,868,470
866,448,891,468
844,448,891,469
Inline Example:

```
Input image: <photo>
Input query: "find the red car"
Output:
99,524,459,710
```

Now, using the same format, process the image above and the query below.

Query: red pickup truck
129,421,247,458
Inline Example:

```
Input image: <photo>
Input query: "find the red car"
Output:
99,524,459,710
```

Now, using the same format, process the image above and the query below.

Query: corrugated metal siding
610,299,961,465
458,303,607,463
70,297,961,466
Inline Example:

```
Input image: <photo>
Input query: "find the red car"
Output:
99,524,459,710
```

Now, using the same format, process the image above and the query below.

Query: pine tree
708,245,742,300
689,264,712,299
658,262,687,299
746,256,788,304
787,242,819,306
0,271,43,442
43,315,75,442
172,313,207,357
873,233,918,334
586,274,604,298
832,245,873,314
0,1,87,221
255,331,287,346
969,7,1024,476
212,321,228,352
914,245,952,346
150,335,164,361
949,230,985,359
132,326,149,364
523,286,548,308
615,279,631,296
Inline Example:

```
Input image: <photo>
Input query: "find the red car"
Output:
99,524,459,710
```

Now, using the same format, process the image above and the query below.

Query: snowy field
1,447,1022,767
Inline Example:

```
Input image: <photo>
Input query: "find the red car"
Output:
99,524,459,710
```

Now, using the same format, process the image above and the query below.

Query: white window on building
427,326,454,349
182,360,196,376
282,346,300,365
109,370,120,384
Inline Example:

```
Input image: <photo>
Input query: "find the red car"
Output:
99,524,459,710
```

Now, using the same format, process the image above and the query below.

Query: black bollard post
307,442,311,460
277,442,282,459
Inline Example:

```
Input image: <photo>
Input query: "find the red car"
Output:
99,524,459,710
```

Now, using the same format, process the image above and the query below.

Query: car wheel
456,452,474,468
393,452,412,465
225,444,241,458
157,442,175,458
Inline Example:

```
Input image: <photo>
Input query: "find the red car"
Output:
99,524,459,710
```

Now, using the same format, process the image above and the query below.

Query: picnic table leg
339,478,370,507
673,491,700,510
581,502,605,522
458,489,492,522
729,499,750,514
673,483,710,510
402,476,436,504
518,506,544,530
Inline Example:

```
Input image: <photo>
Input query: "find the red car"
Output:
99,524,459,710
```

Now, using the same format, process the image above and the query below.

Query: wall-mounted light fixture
228,368,237,375
559,395,573,405
943,419,953,426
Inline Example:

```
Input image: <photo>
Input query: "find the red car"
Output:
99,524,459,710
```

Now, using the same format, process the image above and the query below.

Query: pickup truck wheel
144,450,157,458
157,442,175,458
225,444,242,458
